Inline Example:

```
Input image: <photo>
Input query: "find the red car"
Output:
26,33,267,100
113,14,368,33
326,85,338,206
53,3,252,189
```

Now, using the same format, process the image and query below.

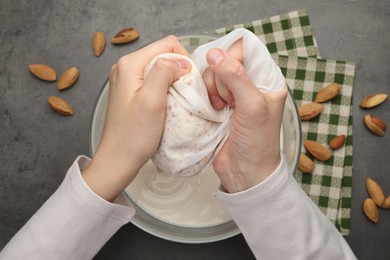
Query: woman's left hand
82,36,191,201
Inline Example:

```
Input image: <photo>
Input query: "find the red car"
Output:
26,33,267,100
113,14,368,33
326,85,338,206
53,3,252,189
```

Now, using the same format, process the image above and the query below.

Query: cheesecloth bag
144,28,286,177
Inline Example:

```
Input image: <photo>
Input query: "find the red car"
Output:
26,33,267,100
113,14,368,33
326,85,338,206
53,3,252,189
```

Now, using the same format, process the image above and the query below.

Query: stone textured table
1,0,389,259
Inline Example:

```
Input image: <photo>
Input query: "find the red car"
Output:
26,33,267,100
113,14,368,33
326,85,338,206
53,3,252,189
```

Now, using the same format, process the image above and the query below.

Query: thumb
142,57,191,101
206,48,260,106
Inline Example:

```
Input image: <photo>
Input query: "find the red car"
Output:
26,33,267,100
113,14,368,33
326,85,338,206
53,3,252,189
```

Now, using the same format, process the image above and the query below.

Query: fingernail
210,96,226,110
176,59,190,70
209,49,224,65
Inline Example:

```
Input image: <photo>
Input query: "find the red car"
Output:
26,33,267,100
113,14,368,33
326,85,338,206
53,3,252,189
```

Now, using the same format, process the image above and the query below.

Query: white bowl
89,35,301,243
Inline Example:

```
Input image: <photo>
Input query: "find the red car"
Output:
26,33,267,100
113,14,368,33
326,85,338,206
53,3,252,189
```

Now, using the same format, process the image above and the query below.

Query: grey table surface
1,0,390,259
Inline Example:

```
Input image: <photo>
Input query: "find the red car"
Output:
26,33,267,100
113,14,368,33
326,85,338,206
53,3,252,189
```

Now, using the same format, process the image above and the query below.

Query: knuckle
115,56,132,74
164,35,180,44
154,57,174,70
152,58,178,81
228,61,246,78
116,56,128,67
109,64,117,78
142,96,165,114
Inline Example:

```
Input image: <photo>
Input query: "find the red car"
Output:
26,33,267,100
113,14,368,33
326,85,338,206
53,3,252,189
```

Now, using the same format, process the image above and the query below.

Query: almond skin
363,198,379,223
57,67,79,90
360,93,388,108
48,95,73,116
298,103,324,121
366,177,385,206
303,140,331,161
364,114,386,137
371,116,387,131
298,153,315,173
93,31,106,57
329,135,346,150
382,196,390,209
111,28,139,44
28,64,57,81
315,83,340,103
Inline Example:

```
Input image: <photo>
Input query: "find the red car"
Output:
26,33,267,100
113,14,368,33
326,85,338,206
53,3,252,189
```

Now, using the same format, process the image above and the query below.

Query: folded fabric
146,28,286,176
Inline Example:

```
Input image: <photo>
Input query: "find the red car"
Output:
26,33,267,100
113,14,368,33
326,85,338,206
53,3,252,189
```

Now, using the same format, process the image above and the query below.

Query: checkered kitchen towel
213,9,355,235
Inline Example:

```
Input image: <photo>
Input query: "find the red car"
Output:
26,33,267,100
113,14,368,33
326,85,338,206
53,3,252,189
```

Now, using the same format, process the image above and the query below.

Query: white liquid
126,161,230,228
125,130,284,228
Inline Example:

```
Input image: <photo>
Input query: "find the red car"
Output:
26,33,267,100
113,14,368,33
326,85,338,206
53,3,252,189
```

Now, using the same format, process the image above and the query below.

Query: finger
142,35,189,57
214,74,235,107
226,38,243,64
116,35,189,76
206,48,260,105
109,35,189,92
202,40,243,110
202,67,227,110
141,57,191,103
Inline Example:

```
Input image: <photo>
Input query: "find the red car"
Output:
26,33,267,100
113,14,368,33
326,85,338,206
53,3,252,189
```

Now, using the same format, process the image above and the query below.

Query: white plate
89,35,301,243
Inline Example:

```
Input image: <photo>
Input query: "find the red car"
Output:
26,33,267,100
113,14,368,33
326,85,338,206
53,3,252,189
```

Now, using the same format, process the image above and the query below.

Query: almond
111,28,139,44
366,177,385,206
363,198,379,223
303,140,331,161
298,153,315,173
329,135,346,150
57,67,79,90
48,95,73,116
93,31,106,57
315,83,340,103
382,196,390,209
364,114,386,137
28,64,57,81
298,103,324,121
360,93,388,108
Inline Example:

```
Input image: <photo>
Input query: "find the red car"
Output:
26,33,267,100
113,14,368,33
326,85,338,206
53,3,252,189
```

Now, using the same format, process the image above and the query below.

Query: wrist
215,151,281,193
82,148,140,202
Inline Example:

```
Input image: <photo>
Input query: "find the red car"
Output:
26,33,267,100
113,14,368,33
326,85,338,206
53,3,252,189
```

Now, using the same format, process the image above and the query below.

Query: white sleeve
0,156,135,260
217,154,356,260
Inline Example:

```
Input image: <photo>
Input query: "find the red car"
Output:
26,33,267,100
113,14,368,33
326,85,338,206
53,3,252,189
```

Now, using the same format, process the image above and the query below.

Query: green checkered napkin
213,9,355,235
276,55,354,235
214,9,320,58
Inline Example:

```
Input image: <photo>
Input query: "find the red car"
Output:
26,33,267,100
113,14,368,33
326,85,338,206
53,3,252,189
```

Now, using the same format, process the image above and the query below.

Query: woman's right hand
203,42,288,193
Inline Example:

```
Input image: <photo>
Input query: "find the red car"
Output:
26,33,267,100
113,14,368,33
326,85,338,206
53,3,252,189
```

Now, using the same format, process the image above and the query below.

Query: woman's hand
82,36,191,201
203,42,288,193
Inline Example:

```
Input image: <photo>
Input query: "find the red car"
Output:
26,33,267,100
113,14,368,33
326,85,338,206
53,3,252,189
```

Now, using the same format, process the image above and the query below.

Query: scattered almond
364,114,386,137
329,135,346,150
360,93,388,109
48,95,73,116
366,177,385,206
93,31,106,57
57,67,79,90
111,28,139,44
298,103,324,121
303,140,331,161
28,64,57,81
363,198,379,223
382,196,390,209
298,153,315,173
315,83,340,103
